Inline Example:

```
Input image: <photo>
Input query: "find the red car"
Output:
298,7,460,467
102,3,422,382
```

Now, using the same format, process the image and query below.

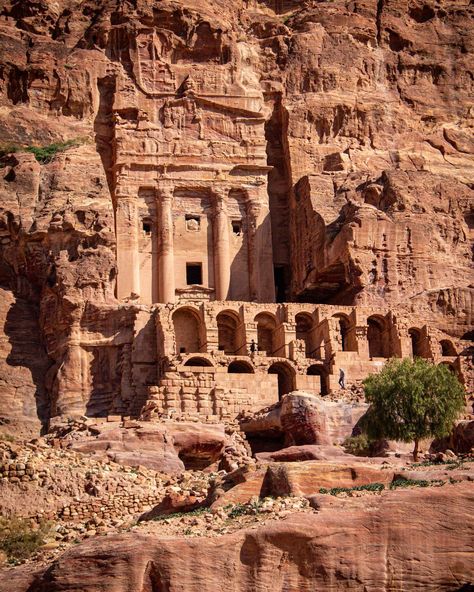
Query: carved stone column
157,185,175,304
247,188,276,303
115,179,140,300
213,188,231,301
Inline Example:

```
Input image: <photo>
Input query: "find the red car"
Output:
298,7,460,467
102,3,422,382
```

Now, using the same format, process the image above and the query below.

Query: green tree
363,358,465,461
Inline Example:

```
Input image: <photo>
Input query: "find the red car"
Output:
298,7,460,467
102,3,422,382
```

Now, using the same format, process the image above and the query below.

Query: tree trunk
413,438,419,462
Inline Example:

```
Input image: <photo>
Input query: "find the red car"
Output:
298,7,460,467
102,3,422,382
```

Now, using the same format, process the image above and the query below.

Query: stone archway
255,312,277,356
268,361,296,400
332,313,357,352
228,360,254,373
172,307,205,354
295,312,314,357
367,316,389,358
217,310,243,354
184,357,213,367
440,339,457,357
409,327,423,357
307,364,328,396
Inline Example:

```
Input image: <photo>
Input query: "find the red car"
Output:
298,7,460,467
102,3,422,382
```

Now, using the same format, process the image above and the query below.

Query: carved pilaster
212,187,231,301
157,184,175,303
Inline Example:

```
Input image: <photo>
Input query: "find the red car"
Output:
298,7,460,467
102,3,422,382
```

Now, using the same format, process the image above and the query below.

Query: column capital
157,183,174,201
212,186,229,215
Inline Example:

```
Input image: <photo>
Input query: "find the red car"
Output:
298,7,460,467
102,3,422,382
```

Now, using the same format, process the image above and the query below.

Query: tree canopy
363,358,466,460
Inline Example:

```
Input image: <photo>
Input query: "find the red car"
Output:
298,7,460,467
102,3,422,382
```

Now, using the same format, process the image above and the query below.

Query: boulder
241,392,368,447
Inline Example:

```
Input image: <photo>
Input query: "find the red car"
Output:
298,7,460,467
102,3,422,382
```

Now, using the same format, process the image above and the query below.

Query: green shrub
343,434,371,456
363,358,466,461
25,139,79,164
0,139,82,164
0,517,51,562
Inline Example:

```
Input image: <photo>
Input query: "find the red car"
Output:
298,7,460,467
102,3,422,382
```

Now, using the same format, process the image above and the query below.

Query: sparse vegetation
390,478,444,489
227,499,263,518
319,483,385,495
151,507,208,522
0,138,82,164
25,139,80,163
363,358,466,461
342,434,371,456
0,517,51,563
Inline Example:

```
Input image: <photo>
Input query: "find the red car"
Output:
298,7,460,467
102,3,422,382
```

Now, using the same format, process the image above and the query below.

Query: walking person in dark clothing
338,367,345,389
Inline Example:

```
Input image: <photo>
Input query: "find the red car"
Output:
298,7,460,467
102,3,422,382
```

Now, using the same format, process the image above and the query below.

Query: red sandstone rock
3,484,473,592
69,422,226,473
242,392,368,447
256,444,349,463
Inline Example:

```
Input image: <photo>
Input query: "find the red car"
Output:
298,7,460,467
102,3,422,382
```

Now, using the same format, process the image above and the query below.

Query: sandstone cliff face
4,483,473,592
0,0,472,426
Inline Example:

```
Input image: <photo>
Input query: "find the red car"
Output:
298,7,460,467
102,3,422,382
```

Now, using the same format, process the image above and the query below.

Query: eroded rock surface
4,483,473,592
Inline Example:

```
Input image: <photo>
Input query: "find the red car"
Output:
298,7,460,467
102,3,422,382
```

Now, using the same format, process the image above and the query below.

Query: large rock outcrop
4,483,473,592
241,391,368,448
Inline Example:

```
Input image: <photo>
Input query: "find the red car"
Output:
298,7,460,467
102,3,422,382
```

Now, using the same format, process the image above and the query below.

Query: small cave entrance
177,448,221,471
244,431,286,456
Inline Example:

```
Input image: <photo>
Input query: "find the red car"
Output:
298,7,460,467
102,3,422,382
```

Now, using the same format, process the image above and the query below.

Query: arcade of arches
145,301,468,419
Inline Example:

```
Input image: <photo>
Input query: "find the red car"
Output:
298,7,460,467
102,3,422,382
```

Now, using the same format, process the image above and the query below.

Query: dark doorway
307,364,328,395
274,266,287,303
228,361,254,373
268,362,296,399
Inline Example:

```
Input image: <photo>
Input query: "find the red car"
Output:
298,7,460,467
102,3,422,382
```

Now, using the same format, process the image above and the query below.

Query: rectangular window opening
186,263,202,285
142,221,152,235
232,220,242,235
185,214,201,231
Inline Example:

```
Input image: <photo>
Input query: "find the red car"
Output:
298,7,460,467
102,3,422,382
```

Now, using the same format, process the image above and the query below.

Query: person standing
339,367,345,389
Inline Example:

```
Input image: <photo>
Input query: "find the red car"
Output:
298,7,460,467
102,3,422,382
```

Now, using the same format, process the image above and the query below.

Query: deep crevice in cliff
94,75,117,198
265,93,292,303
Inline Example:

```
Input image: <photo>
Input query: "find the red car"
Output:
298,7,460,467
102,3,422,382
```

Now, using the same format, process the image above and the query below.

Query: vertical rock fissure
265,93,292,302
376,0,384,46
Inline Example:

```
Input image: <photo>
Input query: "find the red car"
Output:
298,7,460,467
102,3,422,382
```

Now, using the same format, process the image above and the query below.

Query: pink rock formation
68,421,226,472
241,392,367,447
3,484,473,592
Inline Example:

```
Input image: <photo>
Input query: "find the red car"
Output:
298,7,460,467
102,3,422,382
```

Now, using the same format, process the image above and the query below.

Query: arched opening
333,313,357,352
307,364,328,396
172,307,205,354
295,313,314,357
440,339,457,357
184,357,213,367
228,360,254,374
255,312,277,356
367,316,389,358
268,362,296,400
409,328,423,357
217,311,242,354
